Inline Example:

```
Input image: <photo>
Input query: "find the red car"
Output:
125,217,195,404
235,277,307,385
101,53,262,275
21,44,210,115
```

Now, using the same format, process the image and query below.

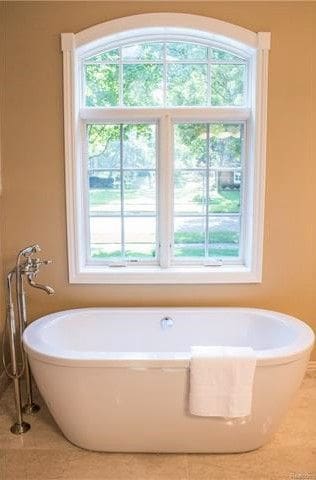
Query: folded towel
189,346,256,418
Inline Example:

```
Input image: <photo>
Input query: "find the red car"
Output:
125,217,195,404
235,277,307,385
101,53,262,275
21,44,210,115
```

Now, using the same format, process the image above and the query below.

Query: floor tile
4,449,76,480
187,446,316,480
130,454,188,480
3,450,189,480
0,450,5,480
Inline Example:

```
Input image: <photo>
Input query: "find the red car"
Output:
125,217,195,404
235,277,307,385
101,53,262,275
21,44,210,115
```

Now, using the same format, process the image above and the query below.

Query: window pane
124,171,156,214
211,64,246,106
174,171,207,215
88,122,157,263
85,64,119,106
167,64,207,106
208,245,239,258
125,217,156,243
91,244,122,260
84,42,248,109
209,216,240,258
210,123,244,168
122,43,163,61
174,123,207,169
123,124,156,169
86,49,120,63
210,48,244,63
125,244,156,259
88,124,120,169
209,184,241,214
123,64,163,106
173,245,205,258
89,172,121,215
90,217,121,244
166,42,207,61
172,121,244,263
174,217,205,245
174,216,205,259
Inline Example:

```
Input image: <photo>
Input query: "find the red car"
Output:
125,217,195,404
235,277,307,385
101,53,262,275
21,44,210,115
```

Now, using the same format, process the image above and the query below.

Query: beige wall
0,2,5,376
1,2,316,359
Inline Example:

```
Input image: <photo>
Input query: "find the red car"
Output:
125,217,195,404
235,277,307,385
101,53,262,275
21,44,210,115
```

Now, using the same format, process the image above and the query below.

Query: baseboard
0,369,10,396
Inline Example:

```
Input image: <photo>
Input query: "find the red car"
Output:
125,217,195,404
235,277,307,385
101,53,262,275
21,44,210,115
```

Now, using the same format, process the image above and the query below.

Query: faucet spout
26,275,55,295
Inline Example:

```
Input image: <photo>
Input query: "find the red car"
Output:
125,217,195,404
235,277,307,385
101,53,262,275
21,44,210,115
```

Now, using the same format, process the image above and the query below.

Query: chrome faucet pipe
2,270,30,434
18,272,40,416
20,256,54,415
14,257,34,415
3,244,55,430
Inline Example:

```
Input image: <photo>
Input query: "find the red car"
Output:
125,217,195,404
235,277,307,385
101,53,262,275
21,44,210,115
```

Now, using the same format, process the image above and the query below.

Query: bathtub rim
23,307,315,368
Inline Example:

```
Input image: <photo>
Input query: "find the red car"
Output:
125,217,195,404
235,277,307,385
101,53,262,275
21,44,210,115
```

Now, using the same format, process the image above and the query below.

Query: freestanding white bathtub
23,308,314,453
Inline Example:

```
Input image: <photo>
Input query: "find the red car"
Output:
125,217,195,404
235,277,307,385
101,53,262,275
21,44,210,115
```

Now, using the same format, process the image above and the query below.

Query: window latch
108,262,127,268
108,259,140,268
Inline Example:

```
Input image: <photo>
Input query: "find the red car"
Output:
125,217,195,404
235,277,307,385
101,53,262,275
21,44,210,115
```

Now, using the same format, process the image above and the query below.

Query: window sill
69,264,261,284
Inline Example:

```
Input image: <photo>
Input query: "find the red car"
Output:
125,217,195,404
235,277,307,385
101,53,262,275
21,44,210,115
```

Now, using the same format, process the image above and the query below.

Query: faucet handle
33,258,52,266
24,258,52,271
43,259,52,265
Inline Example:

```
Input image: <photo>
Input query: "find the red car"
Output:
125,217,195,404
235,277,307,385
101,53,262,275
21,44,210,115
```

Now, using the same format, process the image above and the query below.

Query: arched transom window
84,41,247,107
62,14,270,284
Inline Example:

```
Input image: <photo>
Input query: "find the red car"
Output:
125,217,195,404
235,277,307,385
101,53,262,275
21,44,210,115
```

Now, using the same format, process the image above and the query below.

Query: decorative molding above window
61,13,270,284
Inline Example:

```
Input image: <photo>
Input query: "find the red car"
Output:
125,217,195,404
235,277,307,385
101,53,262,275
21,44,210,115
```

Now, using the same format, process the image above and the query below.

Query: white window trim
61,13,270,284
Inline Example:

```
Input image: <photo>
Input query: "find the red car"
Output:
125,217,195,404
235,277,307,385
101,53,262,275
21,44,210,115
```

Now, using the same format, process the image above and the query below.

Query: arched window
62,13,270,284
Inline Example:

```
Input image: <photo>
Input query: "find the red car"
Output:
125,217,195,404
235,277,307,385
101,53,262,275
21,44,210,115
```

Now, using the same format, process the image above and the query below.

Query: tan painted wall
0,2,5,377
1,2,315,359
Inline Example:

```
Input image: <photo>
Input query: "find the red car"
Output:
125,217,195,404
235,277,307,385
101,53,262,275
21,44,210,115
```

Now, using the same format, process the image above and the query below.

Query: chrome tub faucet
2,244,54,434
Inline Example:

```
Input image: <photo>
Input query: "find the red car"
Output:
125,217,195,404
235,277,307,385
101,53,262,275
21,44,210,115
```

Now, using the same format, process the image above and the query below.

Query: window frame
61,13,270,284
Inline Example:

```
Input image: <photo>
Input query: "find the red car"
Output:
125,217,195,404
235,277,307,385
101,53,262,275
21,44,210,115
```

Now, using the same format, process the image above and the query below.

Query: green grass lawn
91,231,239,259
174,230,238,244
91,246,238,259
90,189,135,204
91,249,155,259
209,190,240,213
90,187,240,259
173,246,239,257
89,188,240,213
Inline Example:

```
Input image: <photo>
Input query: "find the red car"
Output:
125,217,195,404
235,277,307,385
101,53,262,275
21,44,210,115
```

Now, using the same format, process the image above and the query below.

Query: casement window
62,13,270,284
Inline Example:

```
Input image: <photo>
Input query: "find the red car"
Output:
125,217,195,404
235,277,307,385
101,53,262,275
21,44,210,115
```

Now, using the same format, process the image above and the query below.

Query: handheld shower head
21,245,41,257
17,245,41,266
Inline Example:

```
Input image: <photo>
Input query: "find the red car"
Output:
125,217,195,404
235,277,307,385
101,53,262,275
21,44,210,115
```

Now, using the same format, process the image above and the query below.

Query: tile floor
0,372,315,480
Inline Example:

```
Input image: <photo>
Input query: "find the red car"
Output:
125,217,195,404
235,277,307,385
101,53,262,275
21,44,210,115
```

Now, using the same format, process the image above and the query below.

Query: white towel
189,346,256,418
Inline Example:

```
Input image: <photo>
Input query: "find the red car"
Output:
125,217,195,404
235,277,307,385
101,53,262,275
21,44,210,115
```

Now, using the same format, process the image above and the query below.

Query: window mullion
163,42,167,106
159,114,172,268
82,123,91,266
120,124,125,258
239,121,248,264
207,46,211,106
119,46,123,106
205,124,210,259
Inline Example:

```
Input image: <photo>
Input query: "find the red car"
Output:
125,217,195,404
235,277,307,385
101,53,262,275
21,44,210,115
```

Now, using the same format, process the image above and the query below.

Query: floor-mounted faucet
2,244,55,434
